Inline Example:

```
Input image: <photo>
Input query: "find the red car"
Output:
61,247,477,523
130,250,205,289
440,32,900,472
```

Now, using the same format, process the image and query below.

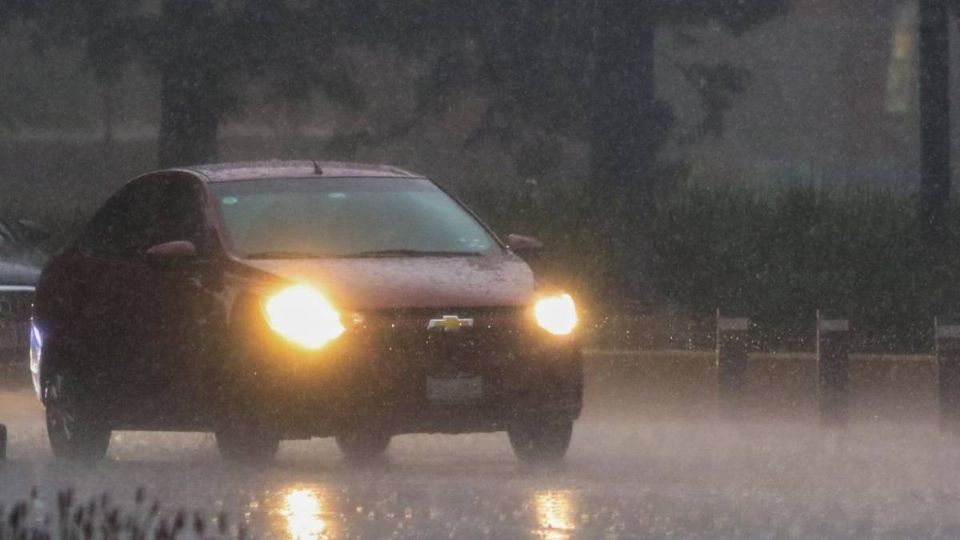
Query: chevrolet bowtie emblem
427,315,475,332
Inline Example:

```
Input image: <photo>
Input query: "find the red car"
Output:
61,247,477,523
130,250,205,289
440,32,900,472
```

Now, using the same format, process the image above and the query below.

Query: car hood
243,252,536,310
0,258,41,287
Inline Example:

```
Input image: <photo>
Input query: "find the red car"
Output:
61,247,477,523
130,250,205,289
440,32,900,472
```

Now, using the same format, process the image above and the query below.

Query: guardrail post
817,311,850,427
717,309,750,412
935,318,960,433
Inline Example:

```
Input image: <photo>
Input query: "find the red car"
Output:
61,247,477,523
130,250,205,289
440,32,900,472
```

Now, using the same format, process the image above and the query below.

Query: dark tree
590,3,661,201
9,0,366,168
921,0,952,242
9,0,785,188
339,0,787,301
1,0,147,157
370,1,786,200
156,0,225,167
590,1,788,210
154,0,369,166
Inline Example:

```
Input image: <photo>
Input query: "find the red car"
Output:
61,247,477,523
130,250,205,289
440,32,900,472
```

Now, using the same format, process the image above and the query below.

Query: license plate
426,376,482,403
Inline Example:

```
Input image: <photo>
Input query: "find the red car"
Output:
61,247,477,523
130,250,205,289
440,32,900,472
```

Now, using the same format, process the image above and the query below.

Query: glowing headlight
265,285,345,350
534,293,578,336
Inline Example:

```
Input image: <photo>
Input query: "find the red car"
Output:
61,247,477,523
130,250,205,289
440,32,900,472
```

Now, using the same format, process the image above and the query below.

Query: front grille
0,286,33,365
346,306,532,403
355,307,528,360
355,306,527,334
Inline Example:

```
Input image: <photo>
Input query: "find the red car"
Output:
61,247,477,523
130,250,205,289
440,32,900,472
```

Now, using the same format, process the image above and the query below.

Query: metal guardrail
0,285,34,366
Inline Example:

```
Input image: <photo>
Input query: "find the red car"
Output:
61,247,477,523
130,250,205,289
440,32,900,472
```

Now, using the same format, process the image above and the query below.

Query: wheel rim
47,375,79,442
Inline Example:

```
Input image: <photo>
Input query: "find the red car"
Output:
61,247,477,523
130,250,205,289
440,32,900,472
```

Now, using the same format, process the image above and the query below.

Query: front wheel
507,416,574,463
45,374,111,461
215,426,280,462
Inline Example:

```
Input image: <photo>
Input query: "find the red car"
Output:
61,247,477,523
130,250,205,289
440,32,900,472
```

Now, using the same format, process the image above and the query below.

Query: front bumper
231,310,583,437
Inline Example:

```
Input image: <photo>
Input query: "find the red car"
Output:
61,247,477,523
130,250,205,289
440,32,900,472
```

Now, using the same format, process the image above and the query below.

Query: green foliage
4,0,788,183
652,187,950,350
7,0,378,166
460,183,960,352
380,1,788,187
457,180,625,305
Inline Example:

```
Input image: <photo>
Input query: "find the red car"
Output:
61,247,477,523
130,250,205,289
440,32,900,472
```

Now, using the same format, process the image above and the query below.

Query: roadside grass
0,487,242,539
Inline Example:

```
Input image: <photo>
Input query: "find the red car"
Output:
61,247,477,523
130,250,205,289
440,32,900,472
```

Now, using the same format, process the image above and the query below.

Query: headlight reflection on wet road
282,487,334,540
534,489,576,539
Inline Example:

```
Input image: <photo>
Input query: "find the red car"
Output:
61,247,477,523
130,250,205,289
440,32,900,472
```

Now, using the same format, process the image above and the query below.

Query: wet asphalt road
4,354,960,539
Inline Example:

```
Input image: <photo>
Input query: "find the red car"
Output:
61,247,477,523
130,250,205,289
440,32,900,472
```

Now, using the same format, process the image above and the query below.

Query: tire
335,429,392,461
44,373,111,461
508,416,574,463
215,424,280,463
214,335,280,463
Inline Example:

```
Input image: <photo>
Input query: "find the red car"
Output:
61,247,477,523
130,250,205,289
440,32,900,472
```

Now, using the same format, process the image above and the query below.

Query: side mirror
144,240,198,269
506,234,544,255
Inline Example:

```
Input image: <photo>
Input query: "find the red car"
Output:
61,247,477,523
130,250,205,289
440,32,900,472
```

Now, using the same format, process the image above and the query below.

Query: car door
132,173,220,423
71,178,165,409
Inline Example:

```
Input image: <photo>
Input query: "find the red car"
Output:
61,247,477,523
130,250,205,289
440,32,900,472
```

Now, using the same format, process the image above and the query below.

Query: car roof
180,160,421,183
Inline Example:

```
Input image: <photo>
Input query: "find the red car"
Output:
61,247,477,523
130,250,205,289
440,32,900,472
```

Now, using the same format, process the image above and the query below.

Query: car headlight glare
534,293,578,336
265,285,345,350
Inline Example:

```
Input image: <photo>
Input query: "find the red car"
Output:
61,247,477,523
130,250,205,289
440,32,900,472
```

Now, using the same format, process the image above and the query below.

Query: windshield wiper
341,249,482,258
244,250,327,259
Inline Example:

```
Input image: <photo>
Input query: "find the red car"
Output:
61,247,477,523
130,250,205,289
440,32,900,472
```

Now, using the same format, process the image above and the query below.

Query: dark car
31,161,582,462
0,218,46,364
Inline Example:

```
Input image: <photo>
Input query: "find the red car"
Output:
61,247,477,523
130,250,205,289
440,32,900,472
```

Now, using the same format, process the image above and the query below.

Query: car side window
148,175,208,252
80,179,165,259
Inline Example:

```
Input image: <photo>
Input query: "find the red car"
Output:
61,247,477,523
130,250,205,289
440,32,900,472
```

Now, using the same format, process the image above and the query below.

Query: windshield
210,177,498,258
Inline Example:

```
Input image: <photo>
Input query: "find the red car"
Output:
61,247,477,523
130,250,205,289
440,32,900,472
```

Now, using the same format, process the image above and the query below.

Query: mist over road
2,352,960,538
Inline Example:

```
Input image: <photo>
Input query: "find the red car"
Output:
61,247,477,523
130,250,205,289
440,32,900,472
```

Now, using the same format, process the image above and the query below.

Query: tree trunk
588,5,666,304
918,0,951,242
157,0,220,168
589,5,665,207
